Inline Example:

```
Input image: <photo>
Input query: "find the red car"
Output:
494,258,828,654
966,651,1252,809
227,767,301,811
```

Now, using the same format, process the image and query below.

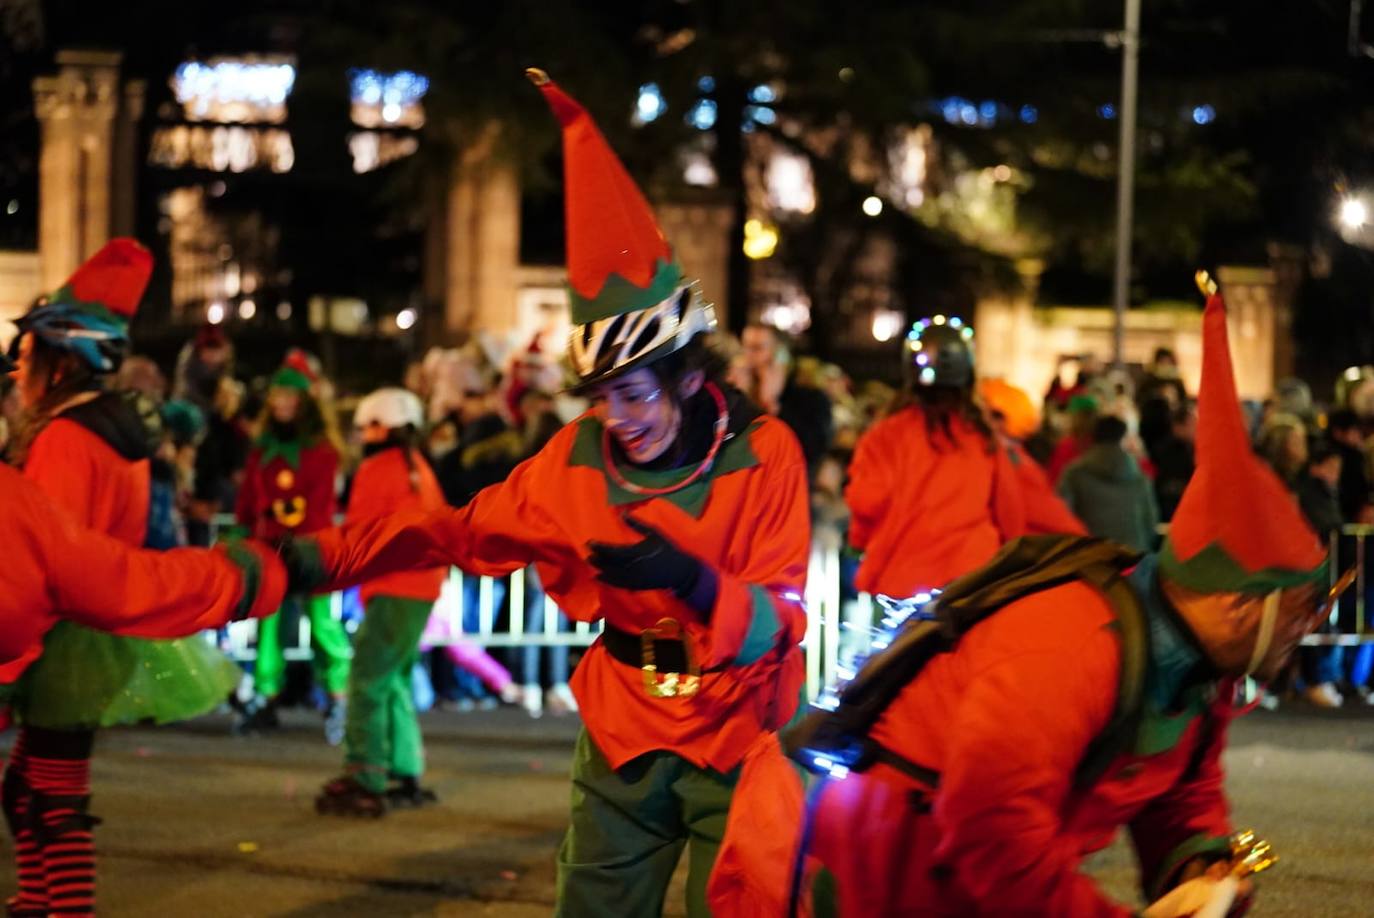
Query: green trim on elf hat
1160,292,1326,594
1157,540,1329,595
565,256,684,324
525,68,686,326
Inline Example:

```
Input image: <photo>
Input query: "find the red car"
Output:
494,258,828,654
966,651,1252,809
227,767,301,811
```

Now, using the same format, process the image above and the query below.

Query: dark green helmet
904,315,974,388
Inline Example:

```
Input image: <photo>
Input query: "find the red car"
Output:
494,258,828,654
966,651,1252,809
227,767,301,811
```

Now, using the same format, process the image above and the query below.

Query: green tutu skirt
11,622,242,730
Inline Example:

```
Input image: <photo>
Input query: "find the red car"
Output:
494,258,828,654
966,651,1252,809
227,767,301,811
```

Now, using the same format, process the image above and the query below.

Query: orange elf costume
1,240,276,918
978,377,1088,536
710,291,1329,917
281,69,811,917
846,318,1026,598
316,388,450,817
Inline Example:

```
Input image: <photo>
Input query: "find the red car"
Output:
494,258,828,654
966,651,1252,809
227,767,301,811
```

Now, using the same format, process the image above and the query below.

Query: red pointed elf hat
1159,293,1327,593
525,68,683,325
52,237,153,319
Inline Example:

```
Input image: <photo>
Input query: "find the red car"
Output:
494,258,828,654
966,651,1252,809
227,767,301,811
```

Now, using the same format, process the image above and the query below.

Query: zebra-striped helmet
568,283,716,388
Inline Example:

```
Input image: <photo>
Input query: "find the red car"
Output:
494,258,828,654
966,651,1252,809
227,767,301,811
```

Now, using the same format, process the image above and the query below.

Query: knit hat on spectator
270,349,319,392
1159,294,1327,592
979,378,1040,441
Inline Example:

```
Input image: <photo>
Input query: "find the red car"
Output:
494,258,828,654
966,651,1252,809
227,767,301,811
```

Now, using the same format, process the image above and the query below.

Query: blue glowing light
1191,104,1216,125
349,69,429,108
745,104,777,126
959,103,979,125
1019,104,1038,124
697,75,715,93
979,100,998,122
635,83,666,124
1098,104,1116,120
687,98,717,130
750,83,777,103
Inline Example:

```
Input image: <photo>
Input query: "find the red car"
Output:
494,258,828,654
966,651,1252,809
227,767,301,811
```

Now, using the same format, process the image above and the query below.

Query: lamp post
1111,0,1141,369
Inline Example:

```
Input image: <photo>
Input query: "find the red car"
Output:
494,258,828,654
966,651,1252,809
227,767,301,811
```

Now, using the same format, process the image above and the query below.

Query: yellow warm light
743,218,779,260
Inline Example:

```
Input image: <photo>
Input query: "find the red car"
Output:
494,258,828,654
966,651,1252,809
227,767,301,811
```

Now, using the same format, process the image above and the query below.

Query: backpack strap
1070,560,1149,789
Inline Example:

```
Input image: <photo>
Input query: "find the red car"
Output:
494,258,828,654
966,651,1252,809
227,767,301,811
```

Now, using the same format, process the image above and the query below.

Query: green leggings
343,595,432,791
556,730,739,918
254,593,352,698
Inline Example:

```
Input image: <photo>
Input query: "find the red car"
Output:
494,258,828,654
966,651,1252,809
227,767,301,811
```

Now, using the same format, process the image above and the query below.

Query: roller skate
385,775,438,809
233,694,279,736
314,775,386,819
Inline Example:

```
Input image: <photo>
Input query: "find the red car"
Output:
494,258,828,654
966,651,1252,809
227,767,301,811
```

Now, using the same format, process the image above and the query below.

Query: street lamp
1340,195,1368,230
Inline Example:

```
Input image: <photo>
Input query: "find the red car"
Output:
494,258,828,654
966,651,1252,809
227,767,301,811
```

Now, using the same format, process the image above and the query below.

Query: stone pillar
655,196,734,325
32,51,144,291
440,126,520,342
1217,265,1281,401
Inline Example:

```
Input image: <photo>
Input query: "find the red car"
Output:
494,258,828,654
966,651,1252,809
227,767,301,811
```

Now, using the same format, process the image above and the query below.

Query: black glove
272,534,325,595
587,517,717,614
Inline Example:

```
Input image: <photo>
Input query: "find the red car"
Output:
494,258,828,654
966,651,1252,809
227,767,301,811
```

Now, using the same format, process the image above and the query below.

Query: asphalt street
1,703,1371,916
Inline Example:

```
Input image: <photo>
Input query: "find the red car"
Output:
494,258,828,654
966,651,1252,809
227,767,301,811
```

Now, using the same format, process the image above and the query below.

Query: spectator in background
1044,352,1102,411
1296,442,1345,708
173,324,234,415
1328,409,1373,524
1257,413,1309,487
1056,414,1159,552
187,375,250,546
432,359,527,709
146,400,206,552
1274,377,1317,432
1047,394,1098,483
435,363,523,508
978,377,1086,536
1137,346,1187,410
740,323,833,481
114,354,168,401
1151,402,1196,522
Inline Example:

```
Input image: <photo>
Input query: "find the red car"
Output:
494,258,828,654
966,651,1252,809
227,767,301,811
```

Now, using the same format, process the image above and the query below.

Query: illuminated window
172,58,296,124
349,69,429,129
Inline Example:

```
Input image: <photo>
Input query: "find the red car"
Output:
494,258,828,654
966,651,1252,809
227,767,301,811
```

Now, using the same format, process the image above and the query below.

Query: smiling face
586,367,680,464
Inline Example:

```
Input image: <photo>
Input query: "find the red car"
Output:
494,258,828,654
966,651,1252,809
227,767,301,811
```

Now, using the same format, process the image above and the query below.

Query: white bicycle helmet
568,283,717,388
354,387,424,430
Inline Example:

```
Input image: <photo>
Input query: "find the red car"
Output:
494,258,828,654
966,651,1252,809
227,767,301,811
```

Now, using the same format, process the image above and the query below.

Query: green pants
254,593,352,698
556,729,739,918
343,595,432,791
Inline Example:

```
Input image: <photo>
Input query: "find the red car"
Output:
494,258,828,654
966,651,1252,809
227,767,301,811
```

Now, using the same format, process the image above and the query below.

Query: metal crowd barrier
208,515,1374,697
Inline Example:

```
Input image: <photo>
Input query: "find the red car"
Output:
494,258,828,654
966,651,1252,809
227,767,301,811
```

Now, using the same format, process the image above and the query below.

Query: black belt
600,623,724,675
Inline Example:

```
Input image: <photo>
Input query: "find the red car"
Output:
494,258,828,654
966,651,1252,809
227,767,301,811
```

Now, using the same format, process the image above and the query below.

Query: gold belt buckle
640,618,701,699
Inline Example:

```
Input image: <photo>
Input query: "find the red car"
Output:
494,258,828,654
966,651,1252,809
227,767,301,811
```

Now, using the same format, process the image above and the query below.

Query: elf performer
235,351,351,741
845,316,1026,600
316,387,447,816
277,69,811,917
978,376,1089,536
713,288,1336,917
2,239,282,918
